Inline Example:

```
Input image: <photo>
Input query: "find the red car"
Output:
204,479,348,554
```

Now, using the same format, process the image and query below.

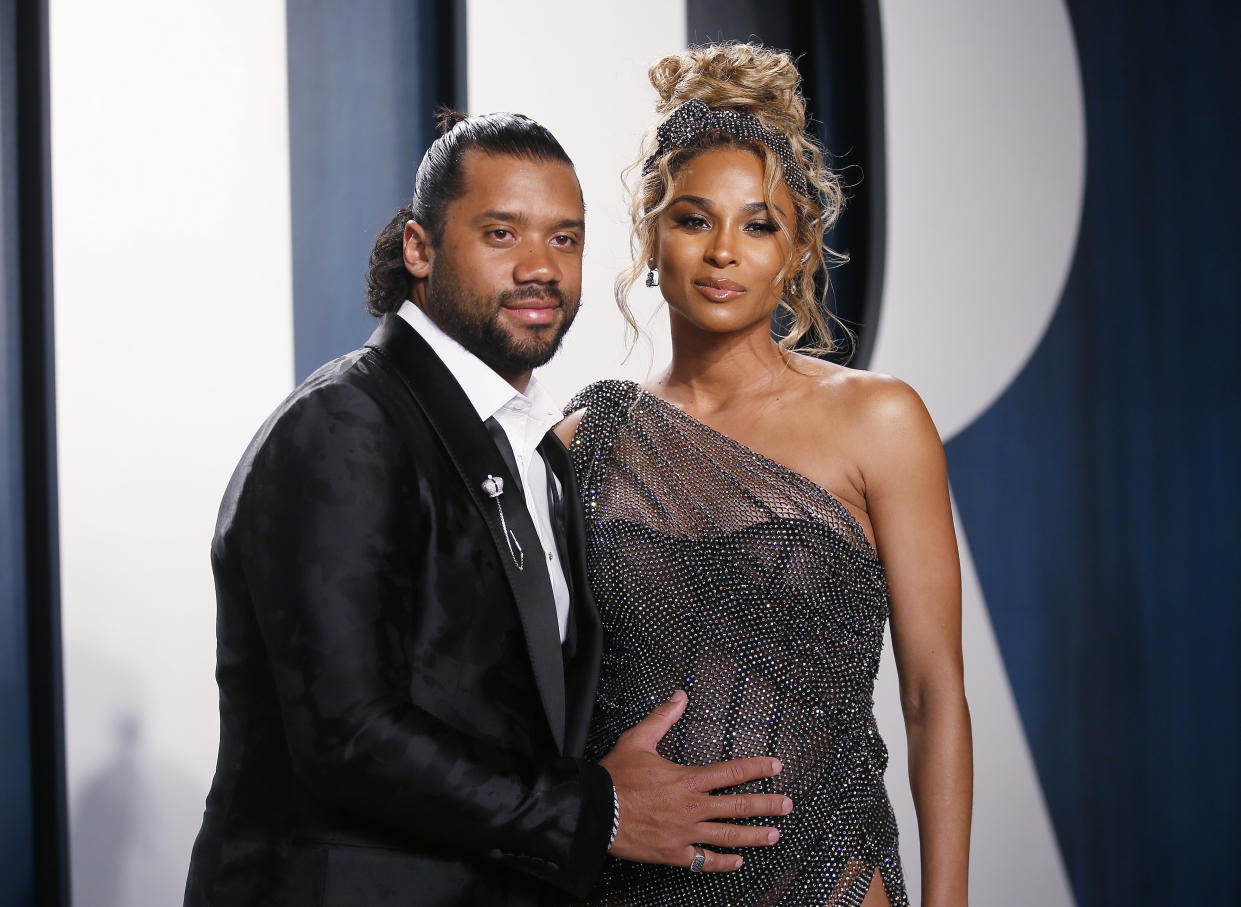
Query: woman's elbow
898,671,968,729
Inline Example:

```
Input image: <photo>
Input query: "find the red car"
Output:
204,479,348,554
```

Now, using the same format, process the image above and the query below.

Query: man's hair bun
435,106,470,136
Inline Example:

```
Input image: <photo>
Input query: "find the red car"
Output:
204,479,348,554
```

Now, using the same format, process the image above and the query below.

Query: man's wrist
562,760,616,896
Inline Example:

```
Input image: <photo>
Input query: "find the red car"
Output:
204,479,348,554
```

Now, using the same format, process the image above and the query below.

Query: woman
558,44,972,906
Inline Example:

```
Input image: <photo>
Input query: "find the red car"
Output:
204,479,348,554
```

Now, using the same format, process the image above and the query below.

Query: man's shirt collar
396,300,560,428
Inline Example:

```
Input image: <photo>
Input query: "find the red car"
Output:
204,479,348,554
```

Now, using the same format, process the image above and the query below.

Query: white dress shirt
397,300,571,642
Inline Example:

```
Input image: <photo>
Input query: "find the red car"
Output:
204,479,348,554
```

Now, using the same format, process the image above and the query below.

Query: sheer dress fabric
567,380,909,907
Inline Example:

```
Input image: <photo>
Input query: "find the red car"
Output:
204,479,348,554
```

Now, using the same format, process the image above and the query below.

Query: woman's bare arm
861,377,973,906
554,408,586,448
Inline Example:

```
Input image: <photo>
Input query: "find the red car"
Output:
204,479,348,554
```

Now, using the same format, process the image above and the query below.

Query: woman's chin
669,304,777,338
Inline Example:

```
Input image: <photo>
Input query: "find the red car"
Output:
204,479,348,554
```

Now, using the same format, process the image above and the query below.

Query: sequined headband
642,98,808,197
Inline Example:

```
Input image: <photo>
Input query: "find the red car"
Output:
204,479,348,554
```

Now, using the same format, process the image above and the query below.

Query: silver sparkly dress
567,381,909,907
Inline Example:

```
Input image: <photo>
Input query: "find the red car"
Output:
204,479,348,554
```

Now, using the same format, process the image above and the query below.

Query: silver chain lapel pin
482,474,524,571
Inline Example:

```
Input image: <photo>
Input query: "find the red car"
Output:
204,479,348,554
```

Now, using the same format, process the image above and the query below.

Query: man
184,112,790,906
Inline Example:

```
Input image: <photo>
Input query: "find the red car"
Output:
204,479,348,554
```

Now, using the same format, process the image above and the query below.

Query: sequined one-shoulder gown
567,381,909,907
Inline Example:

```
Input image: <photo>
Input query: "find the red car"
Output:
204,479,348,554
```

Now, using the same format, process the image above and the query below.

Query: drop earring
645,268,659,287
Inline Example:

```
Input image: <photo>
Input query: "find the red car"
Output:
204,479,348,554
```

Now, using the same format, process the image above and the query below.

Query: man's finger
678,846,743,873
700,793,793,820
620,690,688,751
687,756,784,793
695,821,782,849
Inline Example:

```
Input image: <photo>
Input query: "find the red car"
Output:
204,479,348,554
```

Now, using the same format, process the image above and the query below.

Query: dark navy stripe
945,1,1241,901
685,0,886,366
1,0,69,902
0,0,35,899
286,0,464,380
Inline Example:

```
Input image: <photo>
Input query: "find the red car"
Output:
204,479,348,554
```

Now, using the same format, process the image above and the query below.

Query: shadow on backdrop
68,646,202,906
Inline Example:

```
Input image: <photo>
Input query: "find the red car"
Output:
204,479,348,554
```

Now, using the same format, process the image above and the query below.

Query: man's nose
514,241,561,284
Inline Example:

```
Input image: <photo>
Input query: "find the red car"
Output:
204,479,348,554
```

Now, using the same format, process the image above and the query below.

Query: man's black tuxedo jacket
184,316,613,906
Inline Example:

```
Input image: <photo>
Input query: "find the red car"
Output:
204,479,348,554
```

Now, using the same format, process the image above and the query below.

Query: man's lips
694,278,747,302
502,298,561,324
504,298,559,309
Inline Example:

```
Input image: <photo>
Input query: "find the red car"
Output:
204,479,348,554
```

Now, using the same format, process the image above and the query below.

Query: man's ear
403,220,433,278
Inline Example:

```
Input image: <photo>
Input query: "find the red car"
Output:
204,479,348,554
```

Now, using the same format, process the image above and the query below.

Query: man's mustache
498,285,568,308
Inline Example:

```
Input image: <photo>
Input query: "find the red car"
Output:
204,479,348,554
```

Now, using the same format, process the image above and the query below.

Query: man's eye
551,234,578,248
488,229,513,240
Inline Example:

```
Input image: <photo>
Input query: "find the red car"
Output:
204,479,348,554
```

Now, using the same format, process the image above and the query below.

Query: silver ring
689,847,706,873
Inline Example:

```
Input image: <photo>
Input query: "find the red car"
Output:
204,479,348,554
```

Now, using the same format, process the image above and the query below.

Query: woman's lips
694,279,746,302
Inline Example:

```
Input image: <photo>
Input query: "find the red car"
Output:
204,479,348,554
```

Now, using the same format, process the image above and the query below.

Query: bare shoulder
790,356,942,468
845,370,934,438
554,408,586,447
789,355,920,414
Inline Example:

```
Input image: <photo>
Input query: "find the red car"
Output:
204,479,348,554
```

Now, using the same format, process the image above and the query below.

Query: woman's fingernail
767,829,780,843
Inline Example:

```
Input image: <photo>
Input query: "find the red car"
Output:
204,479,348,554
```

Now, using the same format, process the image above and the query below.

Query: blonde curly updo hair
619,42,849,357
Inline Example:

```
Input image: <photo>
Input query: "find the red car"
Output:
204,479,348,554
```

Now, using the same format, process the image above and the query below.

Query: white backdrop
51,2,294,903
466,2,681,400
53,1,1081,903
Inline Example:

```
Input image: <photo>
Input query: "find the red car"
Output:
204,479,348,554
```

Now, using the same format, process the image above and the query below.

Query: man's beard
423,255,579,374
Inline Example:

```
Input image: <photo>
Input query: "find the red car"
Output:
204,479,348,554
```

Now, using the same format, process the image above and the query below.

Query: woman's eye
746,221,778,234
675,215,710,230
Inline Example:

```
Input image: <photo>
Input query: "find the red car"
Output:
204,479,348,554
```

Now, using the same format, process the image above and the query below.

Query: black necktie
541,438,577,661
484,417,575,651
542,446,573,599
484,417,524,496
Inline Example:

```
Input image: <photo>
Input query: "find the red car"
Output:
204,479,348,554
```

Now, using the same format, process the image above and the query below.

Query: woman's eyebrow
741,201,787,218
668,196,786,219
667,194,713,209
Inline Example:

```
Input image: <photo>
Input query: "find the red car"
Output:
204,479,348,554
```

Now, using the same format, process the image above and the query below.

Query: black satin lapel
540,434,603,757
366,315,567,752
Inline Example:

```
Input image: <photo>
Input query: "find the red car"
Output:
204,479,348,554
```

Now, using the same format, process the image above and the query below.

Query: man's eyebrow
473,210,527,224
472,211,585,231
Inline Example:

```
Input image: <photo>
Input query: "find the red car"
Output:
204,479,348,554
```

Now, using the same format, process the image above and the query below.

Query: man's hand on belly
600,690,793,873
